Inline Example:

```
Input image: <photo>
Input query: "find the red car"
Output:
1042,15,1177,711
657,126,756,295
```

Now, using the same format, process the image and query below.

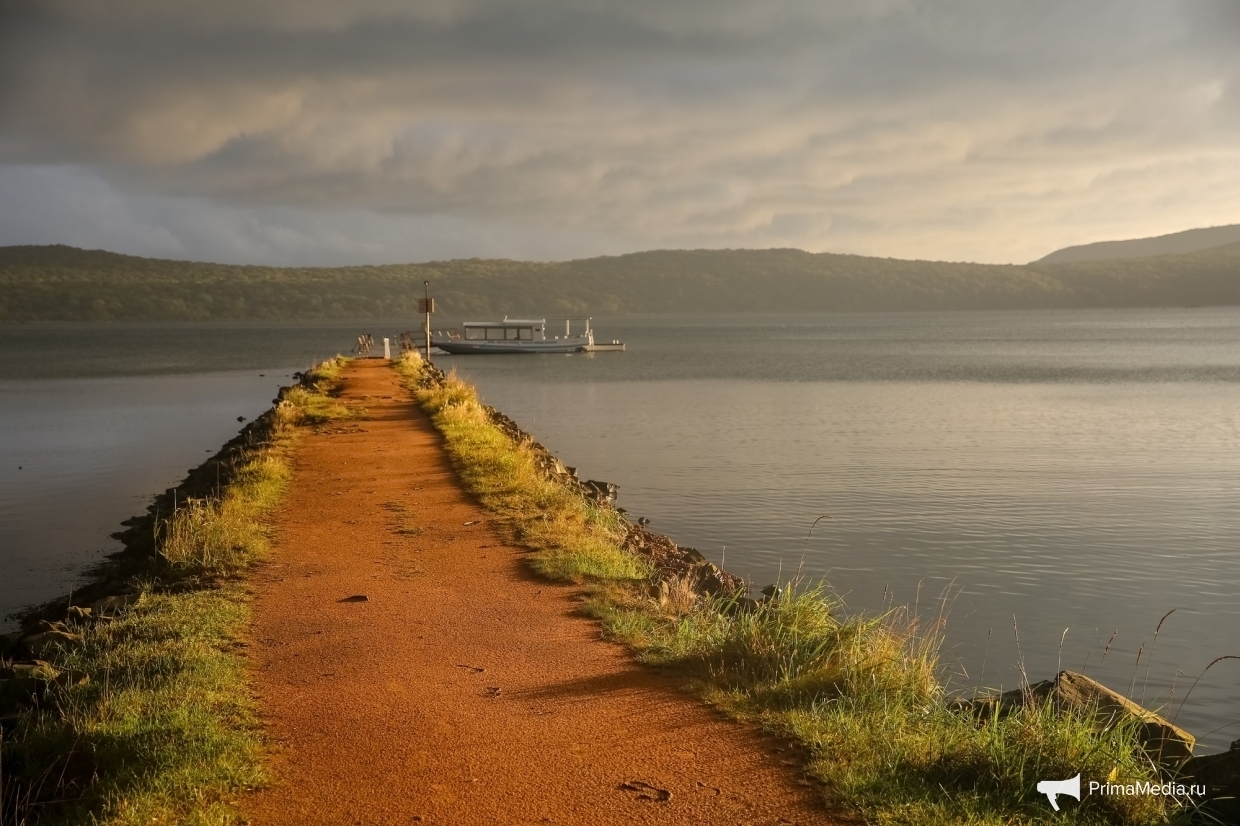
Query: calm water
444,309,1240,752
1,311,1237,751
0,321,394,623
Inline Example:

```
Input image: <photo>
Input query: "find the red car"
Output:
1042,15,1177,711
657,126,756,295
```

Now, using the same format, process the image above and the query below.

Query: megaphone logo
1036,774,1081,811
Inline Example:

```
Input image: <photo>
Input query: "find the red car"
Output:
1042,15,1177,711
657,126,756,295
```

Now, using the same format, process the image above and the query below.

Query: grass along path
0,359,354,825
400,354,1181,826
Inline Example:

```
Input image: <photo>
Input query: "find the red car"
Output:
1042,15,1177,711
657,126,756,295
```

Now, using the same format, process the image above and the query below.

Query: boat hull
432,338,590,354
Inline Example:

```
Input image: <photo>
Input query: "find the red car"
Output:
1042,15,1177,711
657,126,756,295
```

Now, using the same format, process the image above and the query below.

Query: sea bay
2,308,1237,750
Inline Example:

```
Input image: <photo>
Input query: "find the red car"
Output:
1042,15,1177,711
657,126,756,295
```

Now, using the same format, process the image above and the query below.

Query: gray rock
4,661,60,682
20,630,84,659
22,618,66,635
725,596,761,615
91,593,139,616
1182,746,1240,787
1181,746,1240,821
950,680,1055,720
0,661,61,710
952,671,1194,764
1054,671,1195,764
679,547,707,564
689,562,741,597
54,669,90,688
0,631,22,657
583,480,618,501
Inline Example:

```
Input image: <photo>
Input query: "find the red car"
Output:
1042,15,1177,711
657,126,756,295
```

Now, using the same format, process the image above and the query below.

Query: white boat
432,317,624,354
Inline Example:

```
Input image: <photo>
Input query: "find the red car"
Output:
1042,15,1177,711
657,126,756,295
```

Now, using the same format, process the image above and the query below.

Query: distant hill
1038,223,1240,263
2,243,1239,322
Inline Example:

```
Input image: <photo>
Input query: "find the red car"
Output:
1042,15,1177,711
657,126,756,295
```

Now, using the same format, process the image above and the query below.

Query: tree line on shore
2,242,1239,322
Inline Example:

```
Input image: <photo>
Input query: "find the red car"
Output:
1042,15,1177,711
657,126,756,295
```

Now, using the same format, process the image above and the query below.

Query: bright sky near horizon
1,1,1239,266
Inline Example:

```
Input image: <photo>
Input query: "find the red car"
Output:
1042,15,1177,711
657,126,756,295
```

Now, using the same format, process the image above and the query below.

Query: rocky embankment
479,400,744,599
401,361,748,601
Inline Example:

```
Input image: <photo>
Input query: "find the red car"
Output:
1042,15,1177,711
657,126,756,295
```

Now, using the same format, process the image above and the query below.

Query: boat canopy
433,316,617,353
461,318,546,341
461,319,546,327
455,316,592,342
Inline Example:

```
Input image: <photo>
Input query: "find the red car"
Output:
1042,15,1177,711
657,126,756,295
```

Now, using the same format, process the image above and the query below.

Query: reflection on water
1,309,1237,751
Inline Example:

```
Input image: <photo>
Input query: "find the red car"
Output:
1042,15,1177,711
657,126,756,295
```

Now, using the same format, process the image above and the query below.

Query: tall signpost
418,281,435,365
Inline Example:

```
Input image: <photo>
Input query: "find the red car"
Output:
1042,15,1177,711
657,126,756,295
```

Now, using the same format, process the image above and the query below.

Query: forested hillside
1039,223,1240,263
3,243,1239,322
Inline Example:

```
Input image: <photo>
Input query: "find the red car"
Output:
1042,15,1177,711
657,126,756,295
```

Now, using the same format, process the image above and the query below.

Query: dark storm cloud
1,0,1238,264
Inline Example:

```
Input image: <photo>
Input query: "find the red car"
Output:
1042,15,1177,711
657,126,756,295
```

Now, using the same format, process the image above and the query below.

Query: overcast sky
2,0,1238,265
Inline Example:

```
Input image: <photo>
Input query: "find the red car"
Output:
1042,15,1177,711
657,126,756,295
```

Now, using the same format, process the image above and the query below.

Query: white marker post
383,337,391,359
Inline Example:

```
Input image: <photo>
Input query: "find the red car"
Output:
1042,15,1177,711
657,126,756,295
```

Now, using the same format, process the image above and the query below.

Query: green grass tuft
278,357,362,425
4,589,261,826
159,453,290,573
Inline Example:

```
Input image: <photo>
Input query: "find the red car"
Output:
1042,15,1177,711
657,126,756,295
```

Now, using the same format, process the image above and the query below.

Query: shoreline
3,355,1234,823
0,360,349,824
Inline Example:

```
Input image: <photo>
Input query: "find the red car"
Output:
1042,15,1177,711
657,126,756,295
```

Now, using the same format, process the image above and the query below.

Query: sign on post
418,298,435,314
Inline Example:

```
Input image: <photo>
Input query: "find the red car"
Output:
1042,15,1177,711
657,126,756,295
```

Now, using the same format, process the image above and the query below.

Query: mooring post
422,281,433,364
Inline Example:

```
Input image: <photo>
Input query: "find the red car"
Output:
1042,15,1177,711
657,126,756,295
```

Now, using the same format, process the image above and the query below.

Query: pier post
422,281,433,365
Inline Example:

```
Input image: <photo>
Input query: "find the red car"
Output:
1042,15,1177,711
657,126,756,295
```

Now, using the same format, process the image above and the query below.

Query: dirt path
245,360,834,825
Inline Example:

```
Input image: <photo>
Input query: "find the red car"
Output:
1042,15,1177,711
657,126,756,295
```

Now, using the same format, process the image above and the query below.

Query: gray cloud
0,164,634,265
2,0,1239,264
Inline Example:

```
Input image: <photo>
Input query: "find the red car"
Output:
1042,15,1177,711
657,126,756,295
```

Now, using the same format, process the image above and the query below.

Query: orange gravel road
245,360,836,825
